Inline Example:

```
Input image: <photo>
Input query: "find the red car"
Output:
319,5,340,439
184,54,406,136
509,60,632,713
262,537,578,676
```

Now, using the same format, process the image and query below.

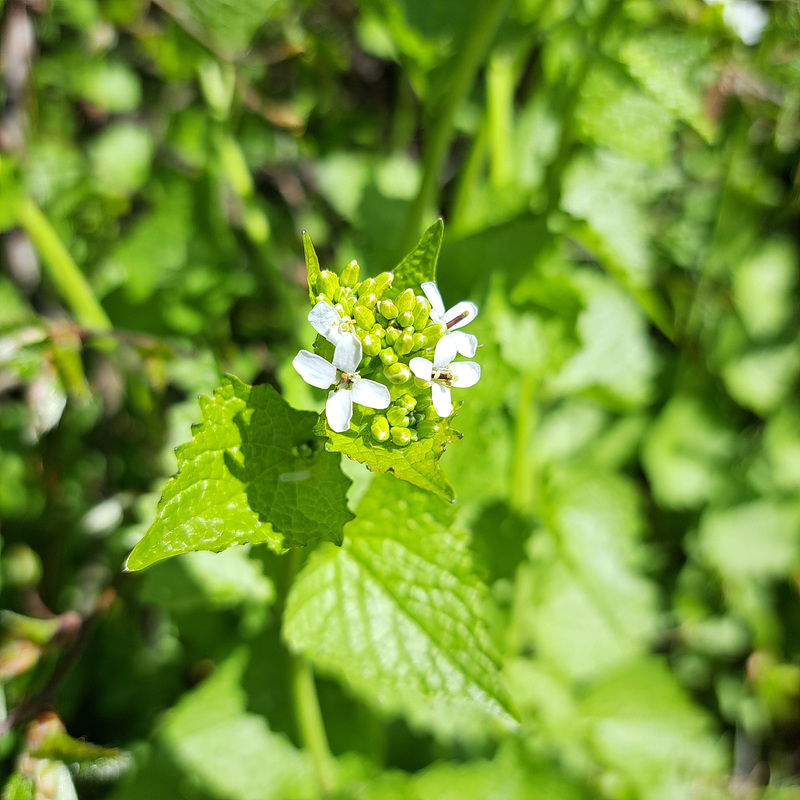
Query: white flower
421,281,478,360
292,333,390,432
307,300,355,345
409,337,481,418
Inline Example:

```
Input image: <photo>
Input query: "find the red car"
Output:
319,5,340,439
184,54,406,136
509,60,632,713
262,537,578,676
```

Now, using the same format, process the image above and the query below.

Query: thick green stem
280,549,336,795
400,0,510,254
16,198,112,332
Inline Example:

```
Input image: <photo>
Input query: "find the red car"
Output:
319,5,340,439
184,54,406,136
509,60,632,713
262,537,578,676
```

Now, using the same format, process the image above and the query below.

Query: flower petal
409,357,433,382
433,335,458,369
350,377,390,409
431,383,452,417
449,330,478,358
443,301,478,331
332,333,362,374
450,360,481,388
292,350,336,389
421,281,446,320
326,388,353,432
308,301,343,343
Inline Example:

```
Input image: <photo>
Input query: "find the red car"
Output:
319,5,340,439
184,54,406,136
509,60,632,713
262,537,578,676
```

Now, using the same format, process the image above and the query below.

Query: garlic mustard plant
293,333,390,432
295,222,481,500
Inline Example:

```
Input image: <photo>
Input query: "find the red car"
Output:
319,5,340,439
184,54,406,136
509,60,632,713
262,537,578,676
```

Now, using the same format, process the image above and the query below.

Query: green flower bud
357,277,375,298
353,305,375,330
416,420,441,438
362,334,382,356
334,302,347,318
396,288,415,314
370,415,390,442
413,299,430,329
398,394,417,411
385,327,400,346
371,323,386,339
396,310,414,328
411,333,425,351
340,260,360,288
360,292,378,310
378,299,398,319
395,332,414,355
335,286,354,305
387,406,410,427
384,362,411,384
318,270,339,299
421,403,439,420
421,323,446,348
373,272,393,296
379,347,398,366
391,426,413,446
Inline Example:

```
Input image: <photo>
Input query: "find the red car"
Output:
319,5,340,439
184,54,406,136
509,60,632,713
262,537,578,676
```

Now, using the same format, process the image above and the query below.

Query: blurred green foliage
1,0,800,798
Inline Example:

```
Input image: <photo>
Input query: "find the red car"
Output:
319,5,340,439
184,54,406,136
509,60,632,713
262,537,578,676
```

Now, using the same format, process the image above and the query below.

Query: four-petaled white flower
421,281,478,359
293,333,390,432
308,300,355,345
409,336,481,418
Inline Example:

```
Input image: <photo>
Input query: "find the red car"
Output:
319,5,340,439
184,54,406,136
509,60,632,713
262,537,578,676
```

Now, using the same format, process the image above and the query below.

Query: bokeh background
1,0,800,797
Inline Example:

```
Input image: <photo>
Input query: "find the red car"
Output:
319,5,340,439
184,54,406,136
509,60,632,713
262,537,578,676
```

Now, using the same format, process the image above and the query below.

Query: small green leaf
392,218,443,291
126,376,353,571
284,475,517,740
315,407,457,503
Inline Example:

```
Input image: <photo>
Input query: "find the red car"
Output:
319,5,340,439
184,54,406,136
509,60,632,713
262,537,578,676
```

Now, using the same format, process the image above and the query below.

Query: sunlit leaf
126,376,353,570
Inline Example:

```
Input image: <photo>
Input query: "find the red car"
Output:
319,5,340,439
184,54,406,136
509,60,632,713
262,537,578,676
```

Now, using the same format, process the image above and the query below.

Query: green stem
486,48,515,189
400,0,510,254
510,374,538,513
291,655,336,794
16,198,112,332
280,549,336,795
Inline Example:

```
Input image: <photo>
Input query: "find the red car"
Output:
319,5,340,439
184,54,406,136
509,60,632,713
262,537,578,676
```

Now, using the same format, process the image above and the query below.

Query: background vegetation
1,0,800,797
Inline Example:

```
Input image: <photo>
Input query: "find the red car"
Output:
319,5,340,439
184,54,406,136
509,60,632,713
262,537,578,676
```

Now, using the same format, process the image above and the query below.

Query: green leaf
302,231,322,303
158,648,317,800
579,659,725,793
75,60,142,113
641,393,737,510
30,731,130,778
357,741,587,800
126,377,353,571
575,63,676,166
514,471,659,682
139,547,275,612
316,407,457,503
88,123,153,197
550,271,658,409
733,239,798,341
284,475,517,740
392,218,443,290
619,32,715,142
698,501,800,582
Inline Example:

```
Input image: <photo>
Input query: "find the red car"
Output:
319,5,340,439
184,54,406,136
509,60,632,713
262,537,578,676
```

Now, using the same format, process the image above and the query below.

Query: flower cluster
292,260,481,442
